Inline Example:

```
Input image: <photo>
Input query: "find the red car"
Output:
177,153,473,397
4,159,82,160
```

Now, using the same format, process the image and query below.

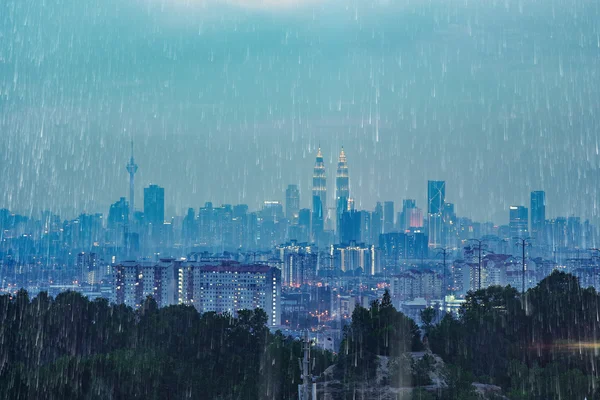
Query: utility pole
590,249,600,286
245,251,259,264
469,239,486,290
516,238,531,293
298,330,316,400
437,247,450,312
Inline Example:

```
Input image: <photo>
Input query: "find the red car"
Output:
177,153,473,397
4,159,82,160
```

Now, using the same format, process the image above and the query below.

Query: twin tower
311,147,350,237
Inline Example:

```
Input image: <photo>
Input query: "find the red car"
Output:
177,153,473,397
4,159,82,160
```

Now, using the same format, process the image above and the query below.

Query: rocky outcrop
315,351,506,400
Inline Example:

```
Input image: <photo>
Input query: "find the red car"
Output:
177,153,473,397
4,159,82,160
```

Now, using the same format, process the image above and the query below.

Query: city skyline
2,0,600,397
2,0,600,224
0,144,593,227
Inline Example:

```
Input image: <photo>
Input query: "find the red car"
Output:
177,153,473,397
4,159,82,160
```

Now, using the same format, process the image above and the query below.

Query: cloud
225,0,324,8
143,0,326,11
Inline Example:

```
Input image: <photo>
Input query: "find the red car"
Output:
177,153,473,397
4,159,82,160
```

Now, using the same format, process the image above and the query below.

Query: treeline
3,271,599,399
0,291,333,399
333,291,479,400
428,270,600,399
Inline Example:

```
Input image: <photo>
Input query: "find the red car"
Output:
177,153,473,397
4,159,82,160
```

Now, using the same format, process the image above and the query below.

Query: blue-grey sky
1,0,599,223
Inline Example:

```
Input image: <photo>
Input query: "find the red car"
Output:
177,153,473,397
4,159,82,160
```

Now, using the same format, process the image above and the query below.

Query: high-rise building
260,201,285,249
285,184,300,223
277,241,318,287
144,184,165,225
312,148,327,240
112,259,176,309
193,263,281,326
182,208,198,247
125,141,138,222
198,202,215,246
340,209,361,244
399,199,416,231
567,216,582,249
232,204,249,249
384,201,395,233
336,148,350,237
390,269,442,301
332,241,380,275
77,252,100,284
262,201,284,222
113,260,281,326
359,211,372,244
442,202,457,247
509,206,528,239
427,181,446,248
530,191,546,241
108,197,129,229
408,208,424,229
379,231,429,262
371,202,384,243
290,208,311,243
107,198,130,250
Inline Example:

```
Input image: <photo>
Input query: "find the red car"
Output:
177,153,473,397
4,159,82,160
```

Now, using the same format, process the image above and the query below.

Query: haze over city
2,0,600,222
4,1,600,399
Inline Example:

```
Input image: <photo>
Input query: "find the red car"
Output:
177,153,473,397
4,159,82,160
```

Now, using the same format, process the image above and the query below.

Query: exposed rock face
316,351,506,400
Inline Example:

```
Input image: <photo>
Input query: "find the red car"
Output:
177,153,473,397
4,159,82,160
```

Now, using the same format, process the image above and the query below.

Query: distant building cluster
112,259,281,326
1,145,599,337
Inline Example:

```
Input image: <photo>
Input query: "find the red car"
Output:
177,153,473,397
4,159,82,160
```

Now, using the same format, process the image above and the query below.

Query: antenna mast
298,330,317,400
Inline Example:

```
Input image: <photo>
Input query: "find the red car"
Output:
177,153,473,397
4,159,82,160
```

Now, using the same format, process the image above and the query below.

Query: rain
1,0,600,398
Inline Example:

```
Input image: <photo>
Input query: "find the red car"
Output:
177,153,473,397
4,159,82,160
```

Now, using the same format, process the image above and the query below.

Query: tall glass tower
144,184,165,225
336,148,350,236
312,148,327,240
427,180,446,248
530,191,546,242
285,184,300,223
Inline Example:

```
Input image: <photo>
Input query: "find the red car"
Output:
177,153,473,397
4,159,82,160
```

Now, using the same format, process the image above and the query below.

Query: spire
316,147,323,158
339,146,346,162
126,140,138,175
126,139,138,222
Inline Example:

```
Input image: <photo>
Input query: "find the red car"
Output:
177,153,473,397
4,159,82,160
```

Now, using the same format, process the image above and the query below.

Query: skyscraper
442,202,457,247
125,140,138,222
108,197,129,229
285,184,300,223
509,205,529,239
530,191,546,241
312,148,327,240
427,181,446,248
144,185,165,225
399,199,416,231
336,148,350,236
340,209,361,244
383,201,395,233
371,202,384,242
107,197,129,248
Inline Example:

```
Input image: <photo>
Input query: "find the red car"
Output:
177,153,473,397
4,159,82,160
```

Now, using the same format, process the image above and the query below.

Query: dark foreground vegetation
1,270,599,399
332,271,600,399
0,292,333,399
428,270,600,400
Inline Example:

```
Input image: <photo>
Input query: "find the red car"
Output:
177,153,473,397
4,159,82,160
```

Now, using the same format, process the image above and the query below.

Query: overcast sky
1,0,599,223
